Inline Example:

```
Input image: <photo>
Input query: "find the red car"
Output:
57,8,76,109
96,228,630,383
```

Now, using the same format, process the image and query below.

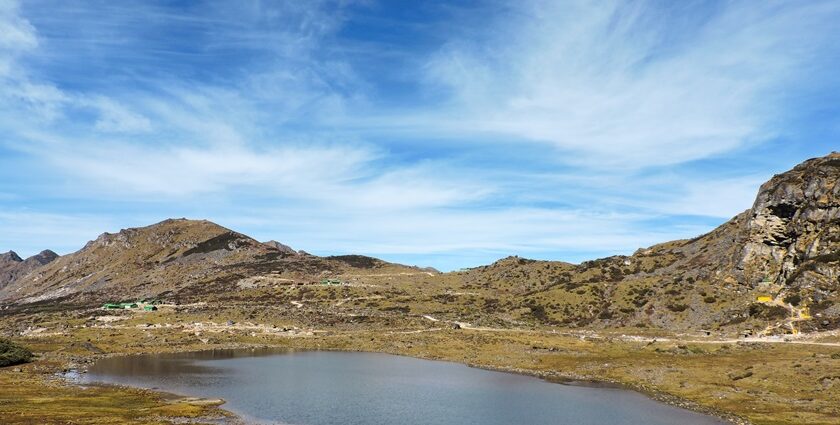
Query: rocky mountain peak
0,249,59,290
25,250,59,266
0,251,23,263
82,219,252,253
740,153,840,288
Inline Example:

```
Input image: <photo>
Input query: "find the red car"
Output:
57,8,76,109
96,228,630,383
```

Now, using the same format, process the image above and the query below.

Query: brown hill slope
0,219,416,305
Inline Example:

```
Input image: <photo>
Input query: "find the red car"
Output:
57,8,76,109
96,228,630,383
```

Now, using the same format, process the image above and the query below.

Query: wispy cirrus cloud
422,0,840,168
1,0,838,269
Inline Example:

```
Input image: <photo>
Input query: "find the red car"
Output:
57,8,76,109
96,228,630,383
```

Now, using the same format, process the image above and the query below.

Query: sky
1,0,839,271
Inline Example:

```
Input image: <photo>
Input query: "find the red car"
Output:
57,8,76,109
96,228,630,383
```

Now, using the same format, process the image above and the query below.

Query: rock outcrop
735,153,840,322
453,153,840,332
740,153,840,283
263,240,299,255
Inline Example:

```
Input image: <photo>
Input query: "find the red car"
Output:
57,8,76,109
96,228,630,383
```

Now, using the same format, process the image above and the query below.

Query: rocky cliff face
740,153,840,282
452,153,840,332
735,153,840,320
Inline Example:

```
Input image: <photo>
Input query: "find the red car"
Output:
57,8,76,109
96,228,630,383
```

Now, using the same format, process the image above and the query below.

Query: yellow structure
756,295,773,303
799,304,811,320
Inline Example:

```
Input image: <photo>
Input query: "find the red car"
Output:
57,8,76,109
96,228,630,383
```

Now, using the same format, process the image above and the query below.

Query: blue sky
1,0,839,271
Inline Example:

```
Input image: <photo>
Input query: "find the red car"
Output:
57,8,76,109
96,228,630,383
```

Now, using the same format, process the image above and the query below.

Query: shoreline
65,342,747,425
8,306,835,424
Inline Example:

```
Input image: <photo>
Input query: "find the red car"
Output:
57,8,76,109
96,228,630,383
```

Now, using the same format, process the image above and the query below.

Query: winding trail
420,315,840,347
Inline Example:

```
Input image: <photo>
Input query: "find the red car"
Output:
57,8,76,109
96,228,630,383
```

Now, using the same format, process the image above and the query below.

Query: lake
83,349,727,425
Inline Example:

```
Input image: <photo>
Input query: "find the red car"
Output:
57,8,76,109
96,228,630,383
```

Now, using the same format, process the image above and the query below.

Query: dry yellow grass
2,306,838,425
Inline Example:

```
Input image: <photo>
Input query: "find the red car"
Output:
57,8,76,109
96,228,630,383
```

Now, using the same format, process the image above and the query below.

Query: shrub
783,293,802,306
530,305,548,321
0,338,33,367
749,303,788,319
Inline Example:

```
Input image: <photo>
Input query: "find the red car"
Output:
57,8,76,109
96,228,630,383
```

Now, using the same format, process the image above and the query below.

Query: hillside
1,154,838,336
445,153,840,332
0,219,422,305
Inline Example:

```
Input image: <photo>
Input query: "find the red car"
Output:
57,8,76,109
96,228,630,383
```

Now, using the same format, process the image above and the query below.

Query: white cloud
0,0,36,52
424,0,840,168
90,97,152,133
1,0,833,271
0,0,486,212
0,1,67,121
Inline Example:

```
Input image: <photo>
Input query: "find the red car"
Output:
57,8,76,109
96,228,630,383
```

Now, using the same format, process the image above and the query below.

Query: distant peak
263,240,298,255
1,251,23,263
26,250,59,265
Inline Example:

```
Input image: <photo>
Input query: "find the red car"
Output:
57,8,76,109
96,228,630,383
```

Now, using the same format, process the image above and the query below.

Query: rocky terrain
1,153,838,337
1,153,839,425
0,219,425,306
434,153,840,333
262,240,299,255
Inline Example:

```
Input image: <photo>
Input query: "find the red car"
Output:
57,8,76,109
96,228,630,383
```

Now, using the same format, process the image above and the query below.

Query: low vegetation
0,338,33,367
1,301,839,424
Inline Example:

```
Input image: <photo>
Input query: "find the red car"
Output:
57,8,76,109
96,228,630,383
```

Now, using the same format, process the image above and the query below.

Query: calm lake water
83,349,726,425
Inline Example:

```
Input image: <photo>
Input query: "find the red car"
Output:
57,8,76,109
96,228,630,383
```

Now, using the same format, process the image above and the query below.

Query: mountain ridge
0,249,58,292
1,153,838,335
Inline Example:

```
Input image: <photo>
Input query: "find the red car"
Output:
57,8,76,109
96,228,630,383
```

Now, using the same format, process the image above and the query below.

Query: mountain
0,153,837,335
0,219,417,304
0,251,24,289
453,153,840,332
0,251,23,263
0,250,58,291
